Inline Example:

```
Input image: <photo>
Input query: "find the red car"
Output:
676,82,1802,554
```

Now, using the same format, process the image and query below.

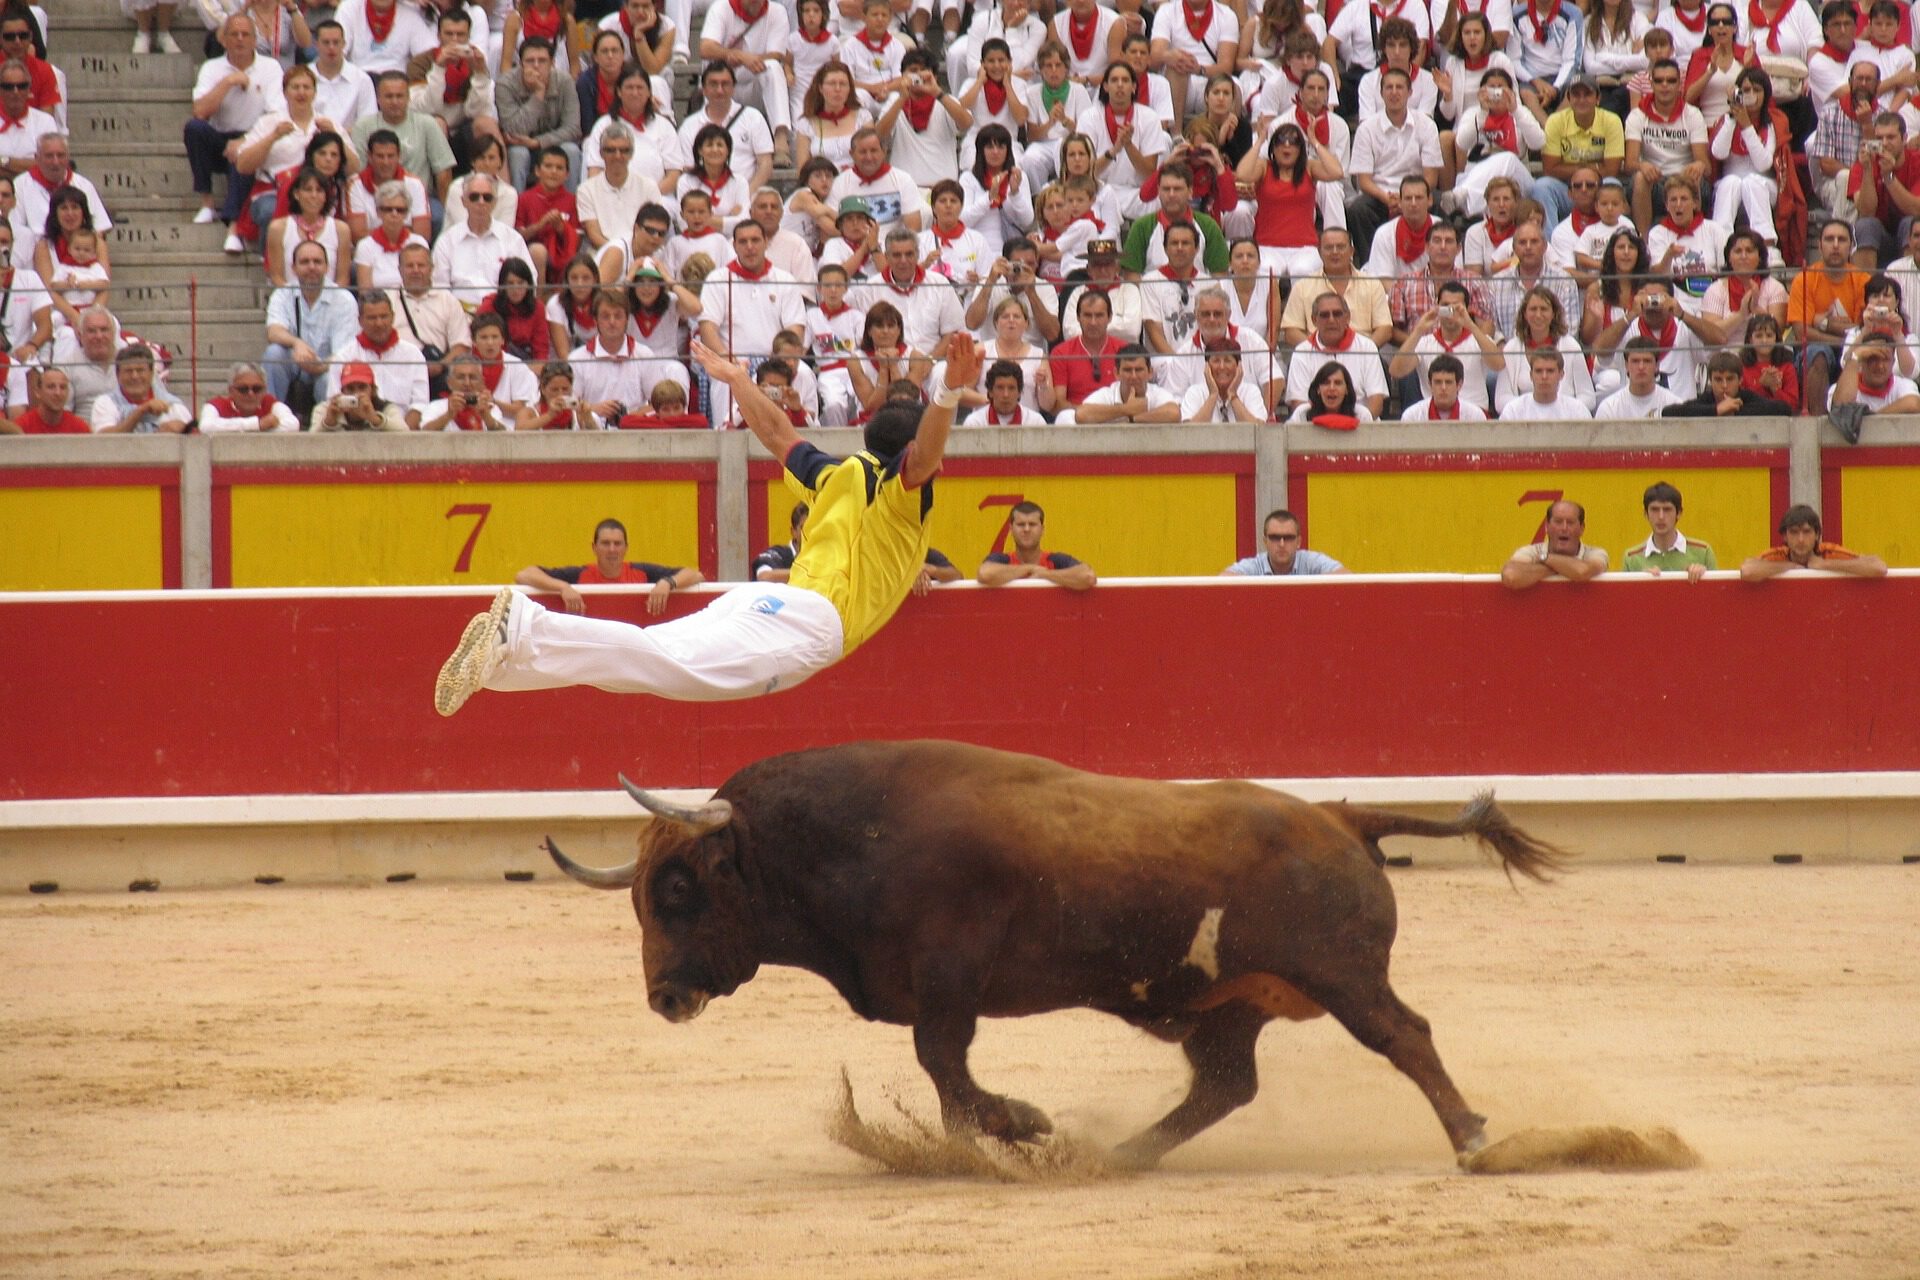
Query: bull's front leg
911,959,1052,1143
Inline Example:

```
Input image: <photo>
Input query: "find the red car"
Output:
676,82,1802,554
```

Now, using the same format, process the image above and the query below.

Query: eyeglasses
1313,309,1346,320
231,383,266,393
1707,17,1734,26
467,193,494,203
378,204,408,214
1651,75,1680,85
0,81,26,90
601,144,632,154
0,31,32,42
1265,532,1300,543
1570,180,1598,189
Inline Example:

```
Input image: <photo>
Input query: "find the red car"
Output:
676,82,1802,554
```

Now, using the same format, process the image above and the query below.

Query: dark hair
1097,60,1137,105
492,258,539,318
1643,481,1684,512
1115,342,1153,366
756,358,794,384
861,300,906,352
1705,350,1745,380
692,123,733,173
1778,503,1822,534
520,35,556,59
798,155,839,187
1601,228,1649,309
636,201,673,232
1011,500,1044,519
1743,312,1793,368
1428,354,1465,383
533,143,571,173
367,128,402,154
470,311,508,339
929,177,965,206
593,518,628,540
1262,507,1300,527
42,184,94,242
375,69,410,92
1306,362,1356,414
971,124,1016,186
985,359,1024,390
1266,123,1309,183
864,402,923,456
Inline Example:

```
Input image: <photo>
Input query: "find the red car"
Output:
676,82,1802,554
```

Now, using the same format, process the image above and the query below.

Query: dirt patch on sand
2,866,1916,1279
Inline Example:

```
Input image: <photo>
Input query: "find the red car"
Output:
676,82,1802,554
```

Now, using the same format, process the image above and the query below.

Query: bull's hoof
1108,1134,1167,1172
989,1096,1054,1144
1455,1128,1490,1168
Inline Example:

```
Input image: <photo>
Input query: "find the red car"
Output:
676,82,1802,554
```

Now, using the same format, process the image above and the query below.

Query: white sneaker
132,30,152,54
223,231,246,254
192,206,218,225
434,587,515,717
156,30,182,54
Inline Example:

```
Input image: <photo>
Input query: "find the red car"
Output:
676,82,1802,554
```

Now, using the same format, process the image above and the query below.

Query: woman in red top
479,258,553,363
1239,122,1339,281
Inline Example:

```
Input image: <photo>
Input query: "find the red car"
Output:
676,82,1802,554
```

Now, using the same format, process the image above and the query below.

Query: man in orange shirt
1740,505,1888,580
514,519,705,617
1789,218,1873,413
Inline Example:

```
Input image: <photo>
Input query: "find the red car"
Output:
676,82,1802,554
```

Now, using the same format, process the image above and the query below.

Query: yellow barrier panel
1838,466,1920,564
229,480,704,586
765,471,1243,577
0,486,165,590
1307,467,1775,573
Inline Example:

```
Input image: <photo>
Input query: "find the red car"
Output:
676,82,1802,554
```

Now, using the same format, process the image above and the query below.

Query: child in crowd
619,379,711,428
516,144,582,282
1741,314,1800,411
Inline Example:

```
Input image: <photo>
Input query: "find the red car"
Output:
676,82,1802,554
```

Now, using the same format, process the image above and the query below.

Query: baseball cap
340,362,375,387
1567,74,1599,94
837,196,872,218
633,263,665,280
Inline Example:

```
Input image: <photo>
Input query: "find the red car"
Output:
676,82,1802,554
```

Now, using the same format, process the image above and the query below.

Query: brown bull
548,739,1566,1168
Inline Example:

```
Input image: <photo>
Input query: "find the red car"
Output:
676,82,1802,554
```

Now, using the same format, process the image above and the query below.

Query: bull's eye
649,862,704,918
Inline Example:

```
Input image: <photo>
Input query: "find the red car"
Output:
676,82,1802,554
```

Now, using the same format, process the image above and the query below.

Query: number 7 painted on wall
1517,489,1565,545
445,503,492,573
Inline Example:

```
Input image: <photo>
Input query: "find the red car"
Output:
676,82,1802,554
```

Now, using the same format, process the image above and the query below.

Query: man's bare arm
690,336,805,458
900,332,977,489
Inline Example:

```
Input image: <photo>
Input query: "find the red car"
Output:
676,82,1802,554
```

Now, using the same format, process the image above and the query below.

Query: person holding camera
1591,277,1713,397
311,361,410,431
418,353,512,431
1810,61,1880,228
1849,111,1920,268
1387,280,1503,413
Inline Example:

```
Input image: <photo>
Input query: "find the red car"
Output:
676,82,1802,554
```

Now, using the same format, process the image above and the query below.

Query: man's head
1528,349,1565,402
1157,163,1192,216
1706,350,1744,400
35,367,70,415
732,217,769,270
885,227,919,283
1399,175,1431,225
0,59,29,113
985,360,1024,415
221,12,257,62
1566,77,1598,121
115,344,157,398
359,292,396,343
594,288,631,345
850,127,888,178
376,71,411,123
1513,220,1547,271
33,133,71,185
1163,221,1199,272
1642,481,1685,538
1873,111,1908,163
1820,218,1855,268
520,38,555,88
462,173,497,230
750,185,784,235
1637,276,1676,322
1543,500,1586,555
1427,221,1460,271
315,19,347,67
225,361,269,414
1778,503,1823,559
438,7,472,50
398,241,434,293
591,518,630,576
1379,66,1410,115
1435,280,1470,333
290,238,331,290
446,353,484,399
1428,354,1462,407
1115,344,1154,397
1822,0,1859,47
367,131,402,180
788,502,810,543
1261,509,1304,573
701,60,738,107
635,202,671,255
1649,56,1682,106
1193,286,1231,339
1622,335,1661,392
79,308,118,361
1009,501,1046,552
1854,331,1897,385
1317,226,1353,274
1568,166,1601,214
1311,291,1351,346
1076,287,1112,343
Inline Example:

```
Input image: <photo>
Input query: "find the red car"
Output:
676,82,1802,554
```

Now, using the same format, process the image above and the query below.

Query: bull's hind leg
1110,1003,1267,1170
1314,981,1488,1161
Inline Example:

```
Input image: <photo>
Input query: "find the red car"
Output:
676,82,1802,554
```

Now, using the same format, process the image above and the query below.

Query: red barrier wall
3,577,1916,801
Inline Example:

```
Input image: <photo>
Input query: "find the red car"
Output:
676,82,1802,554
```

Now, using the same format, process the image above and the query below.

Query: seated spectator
1343,68,1441,259
477,259,551,364
417,352,511,431
1222,508,1345,576
465,310,541,415
1046,288,1125,416
353,70,456,223
232,64,358,250
197,360,299,432
1277,227,1391,347
1624,57,1709,230
1707,67,1794,253
91,344,191,435
1180,338,1267,422
581,62,678,186
739,358,817,429
1398,354,1489,421
680,123,753,230
1354,18,1437,125
618,378,710,428
1849,109,1920,268
311,361,410,431
828,126,924,235
842,0,911,112
1830,331,1920,420
125,0,185,56
785,156,842,261
310,20,377,133
569,287,654,421
348,130,431,243
953,295,1050,416
0,367,84,435
1597,337,1686,417
1840,274,1918,374
1739,504,1889,579
1057,238,1145,344
1659,350,1795,415
1702,228,1790,348
1509,0,1580,124
1137,221,1203,356
446,134,521,231
1500,498,1606,590
1740,315,1801,409
699,0,795,165
35,185,115,315
265,166,353,287
1450,69,1545,221
405,6,501,169
753,502,810,581
1560,174,1636,281
338,0,439,75
1622,480,1715,580
516,359,606,431
1123,161,1231,276
958,123,1031,261
40,224,110,334
1683,3,1747,129
1533,77,1622,229
1810,60,1876,228
1388,279,1502,413
1462,175,1523,275
186,13,285,254
496,38,584,191
1238,121,1338,284
334,289,427,417
576,123,662,283
389,241,473,397
1791,219,1872,413
1282,291,1388,417
847,299,931,422
1644,176,1725,314
1498,347,1593,419
0,58,55,178
50,306,129,421
546,253,603,358
1591,277,1711,399
1286,362,1376,427
601,0,683,79
576,29,629,136
515,143,582,280
961,359,1047,424
353,180,429,290
678,60,774,194
516,517,703,615
662,189,729,279
432,174,535,305
976,500,1096,590
1495,285,1595,412
0,8,58,122
504,0,579,80
1064,343,1181,424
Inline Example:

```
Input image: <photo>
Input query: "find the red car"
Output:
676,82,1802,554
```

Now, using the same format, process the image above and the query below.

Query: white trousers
1457,153,1534,219
1258,244,1323,280
1713,172,1778,244
486,582,846,701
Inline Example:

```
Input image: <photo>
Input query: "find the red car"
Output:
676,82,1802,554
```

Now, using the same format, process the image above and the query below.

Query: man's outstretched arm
901,333,979,490
690,337,806,459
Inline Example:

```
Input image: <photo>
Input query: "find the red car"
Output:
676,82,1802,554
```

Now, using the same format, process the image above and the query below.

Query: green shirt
1119,210,1230,276
1622,535,1716,573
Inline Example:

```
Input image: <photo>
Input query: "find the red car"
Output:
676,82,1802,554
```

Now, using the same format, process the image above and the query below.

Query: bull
548,739,1565,1168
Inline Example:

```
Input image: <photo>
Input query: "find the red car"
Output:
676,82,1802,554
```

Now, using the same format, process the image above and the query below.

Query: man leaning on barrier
1501,499,1607,590
1622,481,1716,581
1740,505,1888,580
1223,509,1346,576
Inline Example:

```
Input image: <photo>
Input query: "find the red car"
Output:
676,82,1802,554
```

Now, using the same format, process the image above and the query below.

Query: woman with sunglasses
352,180,428,291
1684,4,1752,129
1239,121,1336,281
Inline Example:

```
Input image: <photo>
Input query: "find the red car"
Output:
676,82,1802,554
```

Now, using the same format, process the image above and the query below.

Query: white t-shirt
887,94,963,188
675,103,773,182
1179,380,1267,422
1499,392,1593,420
1073,101,1169,193
1403,330,1493,409
1077,380,1179,416
192,54,286,135
701,264,807,359
335,0,438,74
827,165,924,234
1283,332,1389,407
1400,396,1489,422
1597,384,1685,418
1850,372,1920,411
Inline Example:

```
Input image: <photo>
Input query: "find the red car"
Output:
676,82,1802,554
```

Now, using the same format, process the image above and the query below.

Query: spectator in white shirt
186,13,285,250
1180,337,1268,421
879,49,971,188
336,0,438,74
1076,60,1168,198
331,289,427,416
1067,343,1184,423
1498,347,1593,419
310,21,378,132
1344,67,1442,262
198,361,301,433
856,226,966,357
676,60,774,193
1596,337,1687,416
828,126,926,234
697,0,793,158
1399,354,1491,420
431,173,535,304
961,359,1047,425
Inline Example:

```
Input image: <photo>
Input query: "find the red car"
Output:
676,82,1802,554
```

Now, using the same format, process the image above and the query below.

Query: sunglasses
231,383,267,393
1707,17,1734,26
467,193,494,203
0,31,32,42
378,204,408,214
1314,310,1346,320
0,82,27,90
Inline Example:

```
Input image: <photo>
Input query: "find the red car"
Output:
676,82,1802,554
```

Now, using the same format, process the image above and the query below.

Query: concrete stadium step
109,203,235,252
115,277,272,316
62,50,200,92
66,92,188,147
57,14,202,59
79,148,200,201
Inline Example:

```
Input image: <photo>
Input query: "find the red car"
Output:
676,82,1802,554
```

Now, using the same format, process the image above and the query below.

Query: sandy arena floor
3,864,1916,1279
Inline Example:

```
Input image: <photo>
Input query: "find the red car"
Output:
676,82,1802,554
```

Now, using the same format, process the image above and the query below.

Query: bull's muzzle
649,984,710,1023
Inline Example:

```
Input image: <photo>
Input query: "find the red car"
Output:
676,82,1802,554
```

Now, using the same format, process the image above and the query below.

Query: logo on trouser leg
749,595,785,616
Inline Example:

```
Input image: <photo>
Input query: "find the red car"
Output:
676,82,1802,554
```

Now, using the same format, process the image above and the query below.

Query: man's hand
1686,561,1708,582
690,336,751,389
646,578,673,615
911,568,934,596
943,331,981,389
1715,394,1742,415
560,584,586,614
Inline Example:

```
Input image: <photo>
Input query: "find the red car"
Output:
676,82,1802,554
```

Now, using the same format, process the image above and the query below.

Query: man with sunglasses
0,13,57,119
1625,57,1709,230
197,362,300,432
429,173,534,306
0,62,53,178
1222,509,1345,576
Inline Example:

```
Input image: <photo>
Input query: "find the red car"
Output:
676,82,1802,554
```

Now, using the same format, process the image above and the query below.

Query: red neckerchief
1726,273,1751,310
1661,212,1703,238
1637,312,1678,354
696,167,732,201
885,268,925,295
1103,102,1133,147
366,0,397,43
633,306,666,337
1860,373,1893,397
1525,0,1556,43
819,300,852,318
358,329,399,356
931,220,966,246
0,106,26,133
903,88,938,130
618,106,654,130
1637,93,1685,124
986,404,1020,423
569,295,596,331
1182,0,1214,45
1426,396,1461,419
475,360,503,393
854,160,891,183
452,402,488,430
1077,211,1106,232
1312,326,1358,352
1672,1,1708,33
1295,104,1331,145
1816,40,1854,61
27,165,64,194
210,394,279,418
855,27,892,54
817,101,854,122
369,222,411,251
1395,214,1431,264
1728,113,1770,157
1486,218,1515,248
1570,209,1597,234
1434,325,1473,353
1372,0,1411,22
523,2,564,40
1067,8,1099,60
1464,50,1492,71
727,257,772,280
436,47,472,101
983,75,1008,115
595,73,617,117
1157,263,1195,282
52,238,85,268
1748,0,1788,53
729,0,767,24
986,168,1012,207
798,23,831,43
1481,109,1519,154
619,8,639,46
359,164,409,195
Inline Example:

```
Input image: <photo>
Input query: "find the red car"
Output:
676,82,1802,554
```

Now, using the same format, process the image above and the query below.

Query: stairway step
115,280,272,314
68,96,188,146
81,158,202,202
60,0,196,24
63,50,200,91
108,216,233,253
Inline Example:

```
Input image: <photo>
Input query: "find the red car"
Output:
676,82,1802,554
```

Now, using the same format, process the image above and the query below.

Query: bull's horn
618,775,733,833
544,837,637,889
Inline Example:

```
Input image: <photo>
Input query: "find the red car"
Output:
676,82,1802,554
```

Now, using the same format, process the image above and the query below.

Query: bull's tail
1324,791,1569,884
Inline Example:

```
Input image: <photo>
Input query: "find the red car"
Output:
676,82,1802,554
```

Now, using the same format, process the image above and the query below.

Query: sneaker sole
433,588,513,717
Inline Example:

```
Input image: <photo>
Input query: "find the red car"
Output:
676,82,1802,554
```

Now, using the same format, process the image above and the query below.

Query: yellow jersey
782,442,934,654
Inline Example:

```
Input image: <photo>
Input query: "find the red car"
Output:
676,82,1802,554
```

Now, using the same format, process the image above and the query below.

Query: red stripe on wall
1292,449,1788,473
160,485,182,590
0,467,182,488
210,463,716,486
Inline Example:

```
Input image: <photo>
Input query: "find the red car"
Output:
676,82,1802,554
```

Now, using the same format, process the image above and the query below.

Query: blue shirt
1224,549,1344,576
266,283,358,359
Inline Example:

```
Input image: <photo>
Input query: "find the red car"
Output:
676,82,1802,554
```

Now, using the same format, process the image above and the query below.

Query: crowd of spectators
7,0,1920,440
